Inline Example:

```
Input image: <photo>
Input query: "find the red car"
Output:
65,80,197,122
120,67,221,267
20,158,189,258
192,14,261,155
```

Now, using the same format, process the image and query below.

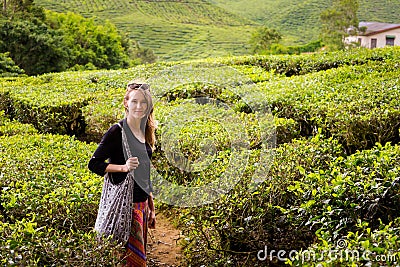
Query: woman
88,80,156,266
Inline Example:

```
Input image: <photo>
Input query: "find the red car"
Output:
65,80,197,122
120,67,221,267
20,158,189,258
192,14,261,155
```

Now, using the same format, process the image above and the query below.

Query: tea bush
290,218,400,266
0,133,124,265
287,142,400,238
178,137,400,266
219,46,400,76
177,134,346,266
249,61,400,153
0,111,37,136
0,220,124,266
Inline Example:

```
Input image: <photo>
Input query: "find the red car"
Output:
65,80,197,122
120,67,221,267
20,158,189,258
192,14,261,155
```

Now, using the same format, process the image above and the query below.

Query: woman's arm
105,156,139,173
88,124,122,176
105,164,129,173
88,124,138,175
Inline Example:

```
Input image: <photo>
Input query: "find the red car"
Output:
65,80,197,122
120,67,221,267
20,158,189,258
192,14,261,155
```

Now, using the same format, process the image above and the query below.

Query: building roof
359,21,400,36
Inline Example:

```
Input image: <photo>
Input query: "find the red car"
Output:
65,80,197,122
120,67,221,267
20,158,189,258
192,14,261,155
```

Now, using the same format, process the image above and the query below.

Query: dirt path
147,212,183,266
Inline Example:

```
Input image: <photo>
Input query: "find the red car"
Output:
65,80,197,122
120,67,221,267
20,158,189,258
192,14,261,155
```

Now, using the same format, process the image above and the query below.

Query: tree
249,26,282,54
45,11,132,70
320,0,360,50
0,19,70,75
1,0,45,20
0,1,156,75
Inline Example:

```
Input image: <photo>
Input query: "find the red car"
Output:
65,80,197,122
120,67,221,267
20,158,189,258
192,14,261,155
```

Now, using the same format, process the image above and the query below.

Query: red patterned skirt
124,200,148,267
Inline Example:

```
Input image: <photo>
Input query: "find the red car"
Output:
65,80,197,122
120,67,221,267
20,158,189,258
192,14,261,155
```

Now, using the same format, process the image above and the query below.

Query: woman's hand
148,210,156,229
148,193,156,229
125,157,139,172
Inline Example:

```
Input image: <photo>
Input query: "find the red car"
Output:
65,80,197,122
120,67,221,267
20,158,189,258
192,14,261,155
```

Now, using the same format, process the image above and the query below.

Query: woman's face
125,90,148,120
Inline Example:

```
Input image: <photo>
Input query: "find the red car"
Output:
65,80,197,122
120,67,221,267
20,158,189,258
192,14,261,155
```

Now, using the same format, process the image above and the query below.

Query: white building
345,21,400,48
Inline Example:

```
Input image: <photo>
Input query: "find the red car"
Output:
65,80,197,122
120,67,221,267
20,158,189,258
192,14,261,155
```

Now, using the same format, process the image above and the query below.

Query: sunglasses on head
127,83,150,91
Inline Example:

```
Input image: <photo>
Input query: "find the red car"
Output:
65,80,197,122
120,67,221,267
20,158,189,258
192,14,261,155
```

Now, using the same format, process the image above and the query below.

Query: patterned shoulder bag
94,122,134,244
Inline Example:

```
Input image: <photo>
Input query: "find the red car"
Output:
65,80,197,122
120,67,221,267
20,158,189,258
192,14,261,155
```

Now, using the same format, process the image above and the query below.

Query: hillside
212,0,400,44
35,0,400,61
35,0,257,61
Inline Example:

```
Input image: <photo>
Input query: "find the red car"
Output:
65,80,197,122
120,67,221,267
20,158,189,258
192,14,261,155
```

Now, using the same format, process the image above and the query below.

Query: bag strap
116,121,133,161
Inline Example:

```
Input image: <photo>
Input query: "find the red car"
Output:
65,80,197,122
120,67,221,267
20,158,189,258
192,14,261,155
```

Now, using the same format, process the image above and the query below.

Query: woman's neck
126,116,142,133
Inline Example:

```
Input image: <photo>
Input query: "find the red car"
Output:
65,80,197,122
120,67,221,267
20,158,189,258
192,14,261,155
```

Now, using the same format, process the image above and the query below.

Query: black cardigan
88,120,153,202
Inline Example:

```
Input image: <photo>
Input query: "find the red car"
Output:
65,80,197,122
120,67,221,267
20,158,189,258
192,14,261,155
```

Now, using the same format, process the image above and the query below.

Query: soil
147,212,183,267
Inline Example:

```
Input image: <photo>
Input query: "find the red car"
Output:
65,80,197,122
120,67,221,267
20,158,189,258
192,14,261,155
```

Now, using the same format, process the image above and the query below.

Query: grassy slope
212,0,400,45
36,0,400,61
36,0,257,61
